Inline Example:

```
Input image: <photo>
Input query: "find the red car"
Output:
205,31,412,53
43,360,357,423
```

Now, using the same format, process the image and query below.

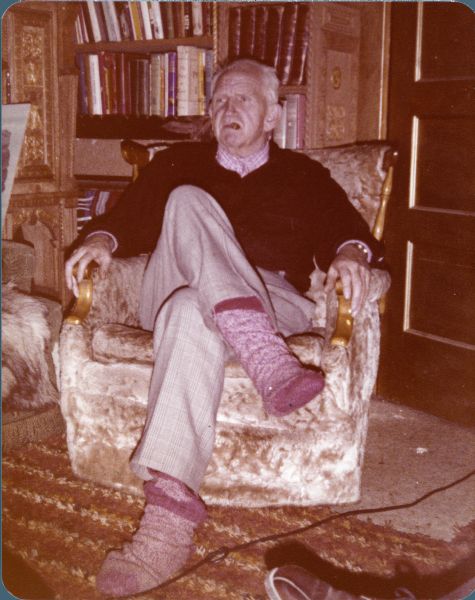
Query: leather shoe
264,565,362,600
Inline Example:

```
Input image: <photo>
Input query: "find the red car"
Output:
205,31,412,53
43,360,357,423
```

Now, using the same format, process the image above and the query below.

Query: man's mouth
225,122,241,130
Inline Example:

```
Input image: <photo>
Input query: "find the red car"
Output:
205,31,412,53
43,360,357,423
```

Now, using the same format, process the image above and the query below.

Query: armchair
60,143,394,507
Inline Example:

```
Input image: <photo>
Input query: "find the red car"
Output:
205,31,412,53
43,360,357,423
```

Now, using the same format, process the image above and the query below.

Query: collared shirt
216,142,270,178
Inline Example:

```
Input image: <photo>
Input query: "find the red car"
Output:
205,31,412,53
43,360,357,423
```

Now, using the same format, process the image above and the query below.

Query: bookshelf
73,2,218,140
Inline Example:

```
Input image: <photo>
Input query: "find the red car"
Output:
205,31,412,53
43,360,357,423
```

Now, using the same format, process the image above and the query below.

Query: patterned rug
2,435,474,600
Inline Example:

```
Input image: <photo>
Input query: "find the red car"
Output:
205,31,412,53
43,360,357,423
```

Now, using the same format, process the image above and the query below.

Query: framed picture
1,103,31,232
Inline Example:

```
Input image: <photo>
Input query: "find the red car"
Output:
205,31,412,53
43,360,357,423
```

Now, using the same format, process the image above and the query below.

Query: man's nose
223,98,238,113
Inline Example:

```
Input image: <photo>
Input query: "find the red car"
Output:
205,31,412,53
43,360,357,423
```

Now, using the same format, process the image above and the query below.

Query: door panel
378,3,475,425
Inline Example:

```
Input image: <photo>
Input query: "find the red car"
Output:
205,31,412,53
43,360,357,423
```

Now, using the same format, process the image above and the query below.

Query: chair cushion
92,324,324,376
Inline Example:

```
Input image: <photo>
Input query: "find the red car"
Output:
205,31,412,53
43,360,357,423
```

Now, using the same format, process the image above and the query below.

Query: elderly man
65,59,383,597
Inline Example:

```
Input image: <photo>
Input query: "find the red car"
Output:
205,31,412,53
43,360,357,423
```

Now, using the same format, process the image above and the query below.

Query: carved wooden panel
4,3,60,193
306,4,360,148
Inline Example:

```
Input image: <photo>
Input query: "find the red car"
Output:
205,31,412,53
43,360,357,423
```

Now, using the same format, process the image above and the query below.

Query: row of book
77,188,121,231
228,3,310,86
273,94,306,150
75,1,213,44
77,46,214,117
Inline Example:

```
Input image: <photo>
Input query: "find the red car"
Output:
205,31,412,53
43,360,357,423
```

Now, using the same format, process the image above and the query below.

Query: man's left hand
324,244,371,316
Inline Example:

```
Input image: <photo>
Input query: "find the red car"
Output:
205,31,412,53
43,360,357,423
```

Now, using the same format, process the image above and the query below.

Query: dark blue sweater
78,141,383,292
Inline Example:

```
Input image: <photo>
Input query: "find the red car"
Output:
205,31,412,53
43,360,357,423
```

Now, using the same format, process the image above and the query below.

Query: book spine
116,2,133,41
102,1,122,42
191,2,203,36
272,97,287,148
103,51,118,115
197,49,205,115
265,5,285,69
296,94,306,149
160,54,166,116
164,3,175,38
177,45,190,116
228,7,242,60
202,2,212,36
86,1,103,42
97,51,108,114
79,4,92,43
74,12,83,44
76,53,89,115
94,2,109,42
204,49,213,113
277,4,299,85
172,2,185,38
150,53,161,115
289,4,310,85
88,53,103,115
183,2,192,37
189,46,200,115
149,1,164,39
139,1,153,40
163,52,169,116
168,51,177,117
254,6,269,62
128,1,144,41
241,6,257,58
285,94,299,150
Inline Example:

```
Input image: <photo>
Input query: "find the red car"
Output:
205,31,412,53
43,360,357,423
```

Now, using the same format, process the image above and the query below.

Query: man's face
210,70,281,158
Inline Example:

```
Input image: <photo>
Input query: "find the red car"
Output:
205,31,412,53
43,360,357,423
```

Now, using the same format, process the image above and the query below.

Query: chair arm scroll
64,262,98,325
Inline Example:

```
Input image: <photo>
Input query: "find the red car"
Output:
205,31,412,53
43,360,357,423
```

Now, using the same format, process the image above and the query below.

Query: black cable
124,468,475,597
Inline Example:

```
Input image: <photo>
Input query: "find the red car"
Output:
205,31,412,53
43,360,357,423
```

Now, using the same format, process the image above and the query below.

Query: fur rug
2,284,58,409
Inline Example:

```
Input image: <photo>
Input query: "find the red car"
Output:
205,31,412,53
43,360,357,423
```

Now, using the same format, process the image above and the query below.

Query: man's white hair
211,59,280,105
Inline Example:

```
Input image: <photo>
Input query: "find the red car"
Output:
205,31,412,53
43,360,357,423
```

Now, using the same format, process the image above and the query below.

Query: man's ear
264,103,283,133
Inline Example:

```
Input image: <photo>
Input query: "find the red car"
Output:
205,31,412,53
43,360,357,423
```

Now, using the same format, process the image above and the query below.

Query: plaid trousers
130,185,315,492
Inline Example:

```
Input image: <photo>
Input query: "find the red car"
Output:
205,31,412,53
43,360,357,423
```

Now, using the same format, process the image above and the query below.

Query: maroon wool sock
95,472,207,597
214,296,324,417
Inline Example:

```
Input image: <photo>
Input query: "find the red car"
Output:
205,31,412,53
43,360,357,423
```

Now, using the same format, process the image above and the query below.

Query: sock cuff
145,472,207,524
214,296,265,314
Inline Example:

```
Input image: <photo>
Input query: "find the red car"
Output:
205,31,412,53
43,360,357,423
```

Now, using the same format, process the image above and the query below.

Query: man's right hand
65,234,114,297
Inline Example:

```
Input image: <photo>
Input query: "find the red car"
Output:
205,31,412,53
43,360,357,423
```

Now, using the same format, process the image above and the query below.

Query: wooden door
378,3,475,425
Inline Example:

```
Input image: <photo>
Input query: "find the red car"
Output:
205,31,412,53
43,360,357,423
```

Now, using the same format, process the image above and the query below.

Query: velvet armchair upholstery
59,143,393,507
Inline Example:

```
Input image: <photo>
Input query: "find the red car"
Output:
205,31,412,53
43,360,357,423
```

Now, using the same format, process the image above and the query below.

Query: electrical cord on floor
124,468,475,597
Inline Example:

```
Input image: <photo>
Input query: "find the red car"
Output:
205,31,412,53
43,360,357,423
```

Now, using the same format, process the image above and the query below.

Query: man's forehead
214,70,262,92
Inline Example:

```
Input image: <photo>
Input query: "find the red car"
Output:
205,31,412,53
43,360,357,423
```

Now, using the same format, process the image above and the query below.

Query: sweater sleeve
74,148,182,257
308,160,384,272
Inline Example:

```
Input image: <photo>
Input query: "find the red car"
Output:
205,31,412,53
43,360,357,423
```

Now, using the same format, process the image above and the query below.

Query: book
163,3,175,38
172,2,185,38
102,52,118,114
273,98,287,149
167,52,177,117
139,1,154,40
289,4,310,85
116,2,133,41
86,0,104,42
148,1,164,39
204,49,214,112
79,3,93,43
277,4,299,85
228,7,242,60
94,2,109,42
296,93,306,149
128,1,144,41
177,45,191,116
102,1,122,42
76,53,89,114
150,53,162,115
202,2,212,36
191,2,203,36
183,2,192,37
86,53,102,115
197,48,205,115
241,6,257,58
265,5,285,69
254,6,269,62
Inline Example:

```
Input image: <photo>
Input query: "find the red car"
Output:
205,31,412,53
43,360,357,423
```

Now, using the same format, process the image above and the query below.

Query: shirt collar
216,142,270,178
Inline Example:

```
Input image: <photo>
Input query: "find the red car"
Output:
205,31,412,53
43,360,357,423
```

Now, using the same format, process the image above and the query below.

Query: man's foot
96,473,207,597
265,565,416,600
214,296,325,417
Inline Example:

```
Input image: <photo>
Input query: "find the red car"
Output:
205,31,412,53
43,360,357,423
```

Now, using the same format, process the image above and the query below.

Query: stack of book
77,188,122,231
228,3,310,86
75,1,213,43
76,46,214,117
273,94,306,150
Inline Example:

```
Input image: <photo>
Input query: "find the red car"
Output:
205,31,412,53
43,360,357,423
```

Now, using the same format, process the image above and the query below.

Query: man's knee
167,185,209,211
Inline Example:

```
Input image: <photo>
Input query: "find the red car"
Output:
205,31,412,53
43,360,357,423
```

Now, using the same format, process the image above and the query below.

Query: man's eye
238,95,248,103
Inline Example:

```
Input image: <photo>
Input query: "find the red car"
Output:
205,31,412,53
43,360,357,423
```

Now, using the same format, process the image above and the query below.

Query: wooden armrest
331,281,353,347
64,262,98,325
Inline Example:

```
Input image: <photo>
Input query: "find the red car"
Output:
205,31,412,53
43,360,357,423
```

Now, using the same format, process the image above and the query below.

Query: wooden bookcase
73,2,218,140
